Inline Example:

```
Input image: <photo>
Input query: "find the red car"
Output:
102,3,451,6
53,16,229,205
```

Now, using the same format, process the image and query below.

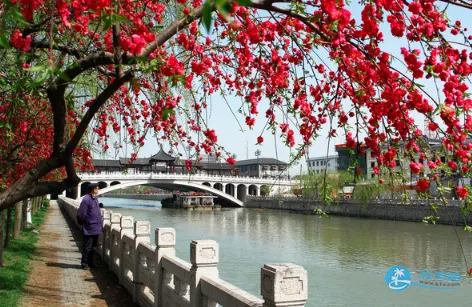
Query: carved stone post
155,228,176,307
119,216,134,285
133,221,151,304
109,213,122,271
261,264,308,307
98,209,111,258
190,240,219,307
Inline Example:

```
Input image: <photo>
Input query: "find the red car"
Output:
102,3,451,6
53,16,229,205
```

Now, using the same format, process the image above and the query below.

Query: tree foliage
1,0,472,210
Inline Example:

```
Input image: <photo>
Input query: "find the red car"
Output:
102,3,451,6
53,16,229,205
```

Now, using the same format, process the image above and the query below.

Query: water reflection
102,197,472,306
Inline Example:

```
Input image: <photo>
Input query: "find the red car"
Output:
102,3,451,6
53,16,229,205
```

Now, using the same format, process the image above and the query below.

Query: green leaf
161,108,175,120
236,0,251,5
23,65,47,72
32,70,51,86
103,16,112,30
203,0,213,33
0,34,10,48
111,14,129,23
10,7,32,26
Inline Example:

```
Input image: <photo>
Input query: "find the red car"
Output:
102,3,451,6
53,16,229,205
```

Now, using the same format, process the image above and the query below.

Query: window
371,173,375,178
316,161,319,166
371,162,375,168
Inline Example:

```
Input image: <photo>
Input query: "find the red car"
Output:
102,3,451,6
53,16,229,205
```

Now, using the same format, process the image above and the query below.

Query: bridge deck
20,201,136,307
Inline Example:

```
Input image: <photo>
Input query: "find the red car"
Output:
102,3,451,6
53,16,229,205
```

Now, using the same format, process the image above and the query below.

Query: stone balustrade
58,196,308,307
78,172,292,184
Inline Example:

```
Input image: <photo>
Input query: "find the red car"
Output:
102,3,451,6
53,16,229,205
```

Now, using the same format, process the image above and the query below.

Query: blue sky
97,2,472,176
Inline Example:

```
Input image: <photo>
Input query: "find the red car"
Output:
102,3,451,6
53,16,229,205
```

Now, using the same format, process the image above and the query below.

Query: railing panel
200,276,263,307
121,233,135,294
110,228,121,276
161,255,192,285
162,280,190,307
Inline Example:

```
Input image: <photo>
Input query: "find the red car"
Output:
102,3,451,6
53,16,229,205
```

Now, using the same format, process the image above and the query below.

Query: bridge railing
78,172,293,184
58,196,308,307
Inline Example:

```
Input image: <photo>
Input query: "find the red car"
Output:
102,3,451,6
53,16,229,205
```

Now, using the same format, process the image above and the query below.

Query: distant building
307,155,338,174
235,158,288,178
335,144,368,177
90,149,288,178
365,136,443,182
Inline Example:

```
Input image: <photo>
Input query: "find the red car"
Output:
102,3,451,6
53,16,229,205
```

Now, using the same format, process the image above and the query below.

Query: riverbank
101,193,170,201
246,196,472,226
0,201,48,306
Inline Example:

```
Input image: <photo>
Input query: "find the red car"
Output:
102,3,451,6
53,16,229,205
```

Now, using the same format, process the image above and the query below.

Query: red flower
427,161,437,169
185,160,193,171
417,179,430,193
257,136,263,144
410,161,423,174
226,157,236,165
457,187,468,199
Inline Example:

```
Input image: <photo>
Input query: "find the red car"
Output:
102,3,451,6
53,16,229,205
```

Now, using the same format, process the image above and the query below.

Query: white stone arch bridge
66,172,293,207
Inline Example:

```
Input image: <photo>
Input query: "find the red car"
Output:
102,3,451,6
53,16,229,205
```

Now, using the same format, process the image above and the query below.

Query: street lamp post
113,141,119,160
255,149,261,178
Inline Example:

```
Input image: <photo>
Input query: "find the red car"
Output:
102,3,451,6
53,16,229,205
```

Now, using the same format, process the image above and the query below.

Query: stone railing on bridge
58,196,308,307
78,172,292,184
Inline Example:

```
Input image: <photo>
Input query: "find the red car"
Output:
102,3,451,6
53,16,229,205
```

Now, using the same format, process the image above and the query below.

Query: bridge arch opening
202,182,211,187
237,184,247,202
80,182,91,197
225,184,235,197
248,185,258,196
214,183,223,191
110,181,121,186
260,185,270,196
98,181,108,189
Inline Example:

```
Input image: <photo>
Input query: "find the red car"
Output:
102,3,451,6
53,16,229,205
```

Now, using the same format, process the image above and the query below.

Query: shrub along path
20,200,136,307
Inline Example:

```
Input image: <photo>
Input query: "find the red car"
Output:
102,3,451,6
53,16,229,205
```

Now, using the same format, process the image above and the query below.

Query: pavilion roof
150,148,176,162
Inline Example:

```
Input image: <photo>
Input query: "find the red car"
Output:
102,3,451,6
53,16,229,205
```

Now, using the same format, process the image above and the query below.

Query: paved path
21,200,136,307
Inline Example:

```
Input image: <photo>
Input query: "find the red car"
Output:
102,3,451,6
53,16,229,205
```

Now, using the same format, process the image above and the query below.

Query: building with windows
365,136,443,182
90,149,289,179
336,144,368,176
306,155,338,174
235,158,288,178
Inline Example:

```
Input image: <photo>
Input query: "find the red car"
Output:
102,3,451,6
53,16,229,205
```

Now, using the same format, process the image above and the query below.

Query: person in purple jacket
77,183,103,269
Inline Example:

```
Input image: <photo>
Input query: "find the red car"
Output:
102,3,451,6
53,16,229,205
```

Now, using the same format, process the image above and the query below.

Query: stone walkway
21,200,137,307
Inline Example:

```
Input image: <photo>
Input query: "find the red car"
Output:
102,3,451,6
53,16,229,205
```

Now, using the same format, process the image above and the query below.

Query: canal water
101,197,472,306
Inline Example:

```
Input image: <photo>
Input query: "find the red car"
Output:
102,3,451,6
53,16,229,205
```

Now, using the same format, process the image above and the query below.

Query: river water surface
101,197,472,306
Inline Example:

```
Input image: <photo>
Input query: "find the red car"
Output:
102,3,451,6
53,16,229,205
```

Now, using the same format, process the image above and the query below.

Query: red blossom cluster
2,0,472,206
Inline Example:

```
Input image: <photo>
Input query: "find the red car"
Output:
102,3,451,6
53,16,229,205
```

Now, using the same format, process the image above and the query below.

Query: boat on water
161,191,221,210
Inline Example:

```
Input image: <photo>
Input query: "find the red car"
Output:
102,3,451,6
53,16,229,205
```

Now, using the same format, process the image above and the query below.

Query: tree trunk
21,199,27,231
13,202,22,238
0,209,6,266
4,207,13,248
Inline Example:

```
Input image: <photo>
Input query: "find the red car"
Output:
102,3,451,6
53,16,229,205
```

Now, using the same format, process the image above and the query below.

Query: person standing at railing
77,183,103,269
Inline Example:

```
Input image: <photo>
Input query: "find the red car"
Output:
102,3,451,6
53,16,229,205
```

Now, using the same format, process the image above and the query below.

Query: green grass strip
0,201,50,307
